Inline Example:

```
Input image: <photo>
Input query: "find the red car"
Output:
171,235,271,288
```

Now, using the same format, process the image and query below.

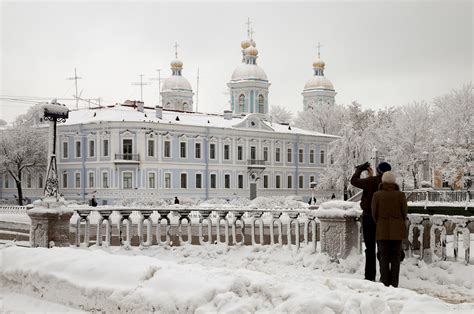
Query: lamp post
43,99,69,199
310,181,317,208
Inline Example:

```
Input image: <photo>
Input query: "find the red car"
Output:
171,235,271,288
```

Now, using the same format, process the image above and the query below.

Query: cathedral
0,31,338,205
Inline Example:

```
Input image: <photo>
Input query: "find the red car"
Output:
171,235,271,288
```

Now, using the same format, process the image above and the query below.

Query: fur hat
382,171,396,184
377,162,392,174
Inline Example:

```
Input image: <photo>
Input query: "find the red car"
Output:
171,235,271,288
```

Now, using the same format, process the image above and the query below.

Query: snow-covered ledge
27,197,73,248
313,201,362,259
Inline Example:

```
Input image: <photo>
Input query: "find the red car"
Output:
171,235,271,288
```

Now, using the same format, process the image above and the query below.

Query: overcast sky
1,1,472,122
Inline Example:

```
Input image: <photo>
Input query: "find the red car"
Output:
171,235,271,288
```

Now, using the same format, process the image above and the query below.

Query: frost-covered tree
269,105,293,124
294,102,345,134
0,124,47,205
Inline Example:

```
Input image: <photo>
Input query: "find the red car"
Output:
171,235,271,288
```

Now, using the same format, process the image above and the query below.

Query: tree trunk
15,179,23,206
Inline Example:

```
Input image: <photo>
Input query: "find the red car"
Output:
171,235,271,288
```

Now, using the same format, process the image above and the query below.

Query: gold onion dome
245,46,258,56
241,39,252,49
313,58,325,69
171,59,183,69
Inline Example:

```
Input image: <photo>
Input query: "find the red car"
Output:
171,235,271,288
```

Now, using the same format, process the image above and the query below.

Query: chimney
155,105,163,119
223,110,233,120
137,101,144,112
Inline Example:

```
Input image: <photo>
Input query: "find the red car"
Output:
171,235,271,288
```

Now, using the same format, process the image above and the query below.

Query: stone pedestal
27,197,73,248
319,217,359,259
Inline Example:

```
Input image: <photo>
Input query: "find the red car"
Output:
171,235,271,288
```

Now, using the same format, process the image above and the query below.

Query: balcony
247,159,266,169
114,153,140,164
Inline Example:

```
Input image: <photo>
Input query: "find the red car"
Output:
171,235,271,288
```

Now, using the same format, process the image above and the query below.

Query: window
263,147,268,162
164,141,171,158
123,139,133,160
123,172,132,189
103,139,109,157
164,173,171,189
287,148,292,163
62,173,67,188
75,141,81,158
75,173,81,188
250,146,256,160
26,174,32,188
102,172,109,188
237,146,243,160
320,150,325,164
38,174,43,189
148,139,155,157
89,140,95,157
258,95,265,113
310,176,315,185
309,149,315,164
238,174,244,189
3,175,8,188
299,176,304,189
210,143,216,159
287,175,292,189
263,175,268,188
195,173,202,189
239,94,245,112
442,181,449,188
180,142,187,158
224,144,230,160
181,173,187,188
148,172,156,188
88,172,95,188
195,143,201,159
210,174,217,188
62,141,68,159
224,174,230,188
299,149,304,163
275,147,281,162
276,175,281,189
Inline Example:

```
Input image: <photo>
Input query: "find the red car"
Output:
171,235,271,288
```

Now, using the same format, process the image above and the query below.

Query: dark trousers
362,215,377,281
378,240,402,287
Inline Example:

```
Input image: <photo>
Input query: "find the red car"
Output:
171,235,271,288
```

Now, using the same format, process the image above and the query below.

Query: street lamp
310,181,317,206
43,99,69,199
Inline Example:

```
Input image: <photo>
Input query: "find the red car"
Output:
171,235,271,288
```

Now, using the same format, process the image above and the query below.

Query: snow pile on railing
313,201,362,218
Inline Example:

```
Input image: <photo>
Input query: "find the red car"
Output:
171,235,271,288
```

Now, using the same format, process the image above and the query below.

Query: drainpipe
205,127,209,200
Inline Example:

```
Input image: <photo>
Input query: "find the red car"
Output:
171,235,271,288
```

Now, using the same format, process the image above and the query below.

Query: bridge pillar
27,197,73,248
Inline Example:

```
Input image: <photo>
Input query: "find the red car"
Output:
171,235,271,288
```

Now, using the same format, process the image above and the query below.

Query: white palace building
1,34,338,205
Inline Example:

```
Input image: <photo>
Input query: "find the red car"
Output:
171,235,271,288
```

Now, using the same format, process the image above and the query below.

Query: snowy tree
269,105,293,124
14,103,47,126
294,102,345,134
0,124,47,205
0,119,7,127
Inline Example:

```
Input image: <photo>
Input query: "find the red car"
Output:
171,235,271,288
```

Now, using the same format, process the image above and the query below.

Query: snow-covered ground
1,240,473,313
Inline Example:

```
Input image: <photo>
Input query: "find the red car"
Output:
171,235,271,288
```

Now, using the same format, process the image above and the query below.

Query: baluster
198,210,213,245
118,210,132,248
232,211,245,246
270,212,283,246
462,224,470,264
408,215,425,259
139,210,153,248
157,210,171,246
356,218,363,254
97,210,112,247
287,212,300,250
250,211,264,246
216,210,229,245
306,213,317,253
178,209,192,245
75,210,91,247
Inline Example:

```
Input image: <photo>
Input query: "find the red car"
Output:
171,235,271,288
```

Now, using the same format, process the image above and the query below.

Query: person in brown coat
351,161,392,281
371,171,408,287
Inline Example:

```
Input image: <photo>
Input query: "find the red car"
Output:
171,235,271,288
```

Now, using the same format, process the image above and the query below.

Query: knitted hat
382,171,396,184
377,162,392,174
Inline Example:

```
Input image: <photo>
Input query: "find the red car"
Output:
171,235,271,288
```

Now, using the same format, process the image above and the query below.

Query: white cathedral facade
1,33,337,205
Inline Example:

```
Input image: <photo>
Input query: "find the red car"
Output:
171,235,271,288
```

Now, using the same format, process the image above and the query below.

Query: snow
231,63,268,81
1,242,473,313
314,200,362,218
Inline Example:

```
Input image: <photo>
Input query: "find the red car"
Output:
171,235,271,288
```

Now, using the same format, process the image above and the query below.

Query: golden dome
312,59,325,69
250,39,256,47
170,59,183,69
245,46,258,56
241,40,251,49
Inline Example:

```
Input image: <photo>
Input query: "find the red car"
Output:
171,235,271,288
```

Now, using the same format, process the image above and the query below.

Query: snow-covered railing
407,213,472,264
0,205,31,215
72,207,320,252
406,190,471,203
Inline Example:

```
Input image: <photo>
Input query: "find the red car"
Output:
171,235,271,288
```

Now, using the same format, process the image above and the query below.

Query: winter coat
350,168,383,216
371,183,408,240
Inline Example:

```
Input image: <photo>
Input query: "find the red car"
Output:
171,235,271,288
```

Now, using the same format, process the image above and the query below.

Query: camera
355,161,370,171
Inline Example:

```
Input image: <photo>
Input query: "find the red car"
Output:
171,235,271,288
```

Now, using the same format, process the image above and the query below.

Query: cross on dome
245,17,252,38
316,42,322,59
174,41,179,59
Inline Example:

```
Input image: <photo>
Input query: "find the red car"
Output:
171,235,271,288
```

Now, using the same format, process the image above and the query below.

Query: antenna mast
131,74,149,102
150,69,162,106
67,68,82,109
196,68,200,112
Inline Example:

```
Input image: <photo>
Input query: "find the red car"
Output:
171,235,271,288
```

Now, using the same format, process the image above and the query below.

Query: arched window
239,94,245,112
258,95,265,113
182,102,188,111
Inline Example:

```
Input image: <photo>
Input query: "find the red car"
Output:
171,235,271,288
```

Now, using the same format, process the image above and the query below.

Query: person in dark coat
174,196,180,204
351,161,391,281
371,171,408,287
90,195,98,207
